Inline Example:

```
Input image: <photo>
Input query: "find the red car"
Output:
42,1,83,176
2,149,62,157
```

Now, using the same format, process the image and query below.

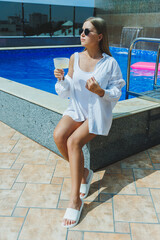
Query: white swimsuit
63,52,93,122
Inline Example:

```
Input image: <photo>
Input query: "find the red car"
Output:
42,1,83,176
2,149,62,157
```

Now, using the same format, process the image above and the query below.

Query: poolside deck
142,88,160,101
1,120,160,240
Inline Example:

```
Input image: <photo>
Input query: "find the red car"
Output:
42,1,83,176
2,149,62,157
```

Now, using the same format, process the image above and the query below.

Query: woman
54,17,125,228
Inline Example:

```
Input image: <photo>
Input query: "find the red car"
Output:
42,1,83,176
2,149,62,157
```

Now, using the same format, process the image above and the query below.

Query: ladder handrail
126,37,160,99
154,45,160,87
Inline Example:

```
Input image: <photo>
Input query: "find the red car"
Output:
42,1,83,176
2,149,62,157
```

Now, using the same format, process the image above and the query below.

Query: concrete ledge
90,107,160,170
1,78,160,171
0,36,81,48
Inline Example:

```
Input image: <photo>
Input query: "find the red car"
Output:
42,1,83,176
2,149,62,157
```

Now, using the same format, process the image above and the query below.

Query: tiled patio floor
1,120,160,240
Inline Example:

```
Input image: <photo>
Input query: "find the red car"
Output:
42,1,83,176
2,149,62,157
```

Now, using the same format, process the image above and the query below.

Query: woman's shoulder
103,54,119,67
70,53,75,61
70,51,82,62
101,53,114,66
78,51,85,58
102,53,114,61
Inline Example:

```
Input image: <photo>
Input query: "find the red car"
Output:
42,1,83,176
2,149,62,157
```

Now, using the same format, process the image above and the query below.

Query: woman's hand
54,69,64,81
86,77,105,97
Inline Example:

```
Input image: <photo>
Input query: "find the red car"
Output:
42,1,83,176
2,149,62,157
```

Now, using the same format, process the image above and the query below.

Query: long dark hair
84,17,112,56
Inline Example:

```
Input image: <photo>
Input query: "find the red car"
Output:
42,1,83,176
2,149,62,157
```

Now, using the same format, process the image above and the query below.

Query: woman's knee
53,127,67,145
67,135,82,151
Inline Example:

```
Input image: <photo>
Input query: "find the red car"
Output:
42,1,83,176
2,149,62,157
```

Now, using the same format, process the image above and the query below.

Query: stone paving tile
0,139,17,153
16,164,55,184
150,188,160,213
11,131,23,140
147,144,160,164
115,221,130,233
130,223,160,240
72,201,114,232
58,199,69,209
17,183,61,208
0,122,16,139
99,193,112,202
114,195,158,223
0,169,20,189
137,187,150,196
51,176,63,185
67,231,83,240
0,189,22,216
46,157,57,166
12,182,26,191
0,217,24,240
60,177,71,200
120,151,153,169
19,208,67,240
84,232,131,240
16,148,49,165
11,163,24,170
99,171,136,195
105,162,122,174
12,207,28,217
54,159,70,177
121,168,133,175
0,152,18,168
48,151,64,161
134,169,160,188
11,137,47,153
1,121,160,239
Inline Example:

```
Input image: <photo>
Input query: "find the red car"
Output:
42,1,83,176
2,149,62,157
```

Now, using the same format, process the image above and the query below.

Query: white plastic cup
53,57,69,69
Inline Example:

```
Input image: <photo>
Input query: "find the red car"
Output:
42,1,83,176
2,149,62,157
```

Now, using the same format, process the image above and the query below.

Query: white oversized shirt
55,52,126,136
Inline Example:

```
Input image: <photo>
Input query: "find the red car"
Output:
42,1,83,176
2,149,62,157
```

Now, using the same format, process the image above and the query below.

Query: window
0,1,22,36
23,3,50,36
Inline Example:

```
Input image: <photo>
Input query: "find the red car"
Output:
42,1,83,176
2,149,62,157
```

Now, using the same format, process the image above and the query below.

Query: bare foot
80,168,89,198
62,198,82,227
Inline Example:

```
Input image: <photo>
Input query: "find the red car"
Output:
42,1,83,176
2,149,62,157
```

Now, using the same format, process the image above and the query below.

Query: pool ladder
126,37,160,103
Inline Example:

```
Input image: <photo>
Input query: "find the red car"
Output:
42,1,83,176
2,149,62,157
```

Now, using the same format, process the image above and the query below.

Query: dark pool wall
95,0,160,50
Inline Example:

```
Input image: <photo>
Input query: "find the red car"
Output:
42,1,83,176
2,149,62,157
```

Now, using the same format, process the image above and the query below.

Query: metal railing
126,37,160,101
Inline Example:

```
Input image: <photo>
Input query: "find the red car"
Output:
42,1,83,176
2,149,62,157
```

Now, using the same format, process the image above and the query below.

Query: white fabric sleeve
102,59,126,102
55,74,71,99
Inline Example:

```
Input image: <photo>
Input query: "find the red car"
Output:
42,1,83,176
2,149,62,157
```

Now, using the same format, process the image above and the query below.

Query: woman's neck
85,47,102,59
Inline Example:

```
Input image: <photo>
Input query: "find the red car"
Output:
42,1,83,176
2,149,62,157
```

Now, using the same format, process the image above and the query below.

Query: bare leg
63,120,96,226
53,115,82,161
54,116,90,198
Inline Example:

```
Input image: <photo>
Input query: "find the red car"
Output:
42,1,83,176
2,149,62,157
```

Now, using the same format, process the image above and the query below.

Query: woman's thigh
67,119,96,149
54,115,83,142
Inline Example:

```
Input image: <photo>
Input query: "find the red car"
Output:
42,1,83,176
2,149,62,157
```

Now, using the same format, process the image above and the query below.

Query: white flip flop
62,199,84,228
80,169,94,199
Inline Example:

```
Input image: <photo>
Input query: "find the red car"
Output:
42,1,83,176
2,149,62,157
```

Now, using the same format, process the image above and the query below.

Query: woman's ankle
70,194,81,201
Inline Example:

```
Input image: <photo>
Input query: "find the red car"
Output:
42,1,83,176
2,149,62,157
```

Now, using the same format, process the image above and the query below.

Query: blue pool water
0,46,160,101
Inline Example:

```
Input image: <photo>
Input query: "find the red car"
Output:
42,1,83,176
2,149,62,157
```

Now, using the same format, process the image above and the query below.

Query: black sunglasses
79,28,91,36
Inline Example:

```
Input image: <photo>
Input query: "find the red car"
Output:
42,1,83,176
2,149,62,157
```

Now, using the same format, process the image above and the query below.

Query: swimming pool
0,46,160,101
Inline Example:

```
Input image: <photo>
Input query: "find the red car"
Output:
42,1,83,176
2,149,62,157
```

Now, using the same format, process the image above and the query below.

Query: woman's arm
102,59,126,102
67,54,74,79
86,59,125,101
55,54,74,99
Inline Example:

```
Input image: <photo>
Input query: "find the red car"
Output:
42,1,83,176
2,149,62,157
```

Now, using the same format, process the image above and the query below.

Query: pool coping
0,45,82,51
1,77,160,119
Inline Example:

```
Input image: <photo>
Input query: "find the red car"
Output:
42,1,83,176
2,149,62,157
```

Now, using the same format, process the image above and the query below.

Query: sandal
80,169,94,199
62,199,84,228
